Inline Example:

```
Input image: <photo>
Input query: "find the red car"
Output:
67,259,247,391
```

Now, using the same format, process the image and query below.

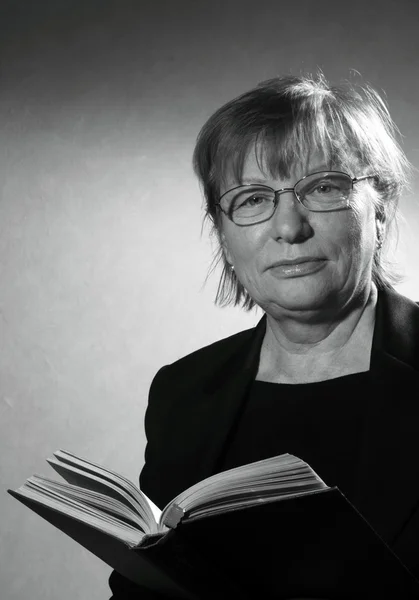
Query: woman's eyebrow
240,177,270,185
240,166,332,185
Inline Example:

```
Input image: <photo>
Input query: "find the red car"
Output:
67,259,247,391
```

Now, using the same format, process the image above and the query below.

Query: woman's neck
257,283,378,384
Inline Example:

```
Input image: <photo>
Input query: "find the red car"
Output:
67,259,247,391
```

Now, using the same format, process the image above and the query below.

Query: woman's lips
269,259,327,278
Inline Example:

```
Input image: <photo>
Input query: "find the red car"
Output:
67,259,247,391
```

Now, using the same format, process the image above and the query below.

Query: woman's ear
220,231,234,266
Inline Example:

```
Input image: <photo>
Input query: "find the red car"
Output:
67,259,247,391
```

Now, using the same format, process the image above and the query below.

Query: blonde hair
193,72,412,310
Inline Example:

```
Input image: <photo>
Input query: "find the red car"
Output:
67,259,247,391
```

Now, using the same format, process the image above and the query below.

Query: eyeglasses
215,171,377,226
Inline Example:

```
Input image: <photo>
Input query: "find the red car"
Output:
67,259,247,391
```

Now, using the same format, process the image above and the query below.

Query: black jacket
109,287,419,598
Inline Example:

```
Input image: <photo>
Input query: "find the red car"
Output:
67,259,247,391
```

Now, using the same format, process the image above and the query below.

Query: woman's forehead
222,147,338,187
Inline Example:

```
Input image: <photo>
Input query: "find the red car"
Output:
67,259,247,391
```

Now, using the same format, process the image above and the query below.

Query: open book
8,451,419,599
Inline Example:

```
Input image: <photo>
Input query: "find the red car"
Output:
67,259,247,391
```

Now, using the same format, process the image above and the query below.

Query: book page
161,454,328,526
48,450,161,533
140,491,162,524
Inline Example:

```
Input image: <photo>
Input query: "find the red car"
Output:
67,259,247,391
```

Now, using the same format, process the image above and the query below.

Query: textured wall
1,1,418,599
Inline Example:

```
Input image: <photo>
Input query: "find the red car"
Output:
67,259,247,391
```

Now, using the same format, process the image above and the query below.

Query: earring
230,265,235,271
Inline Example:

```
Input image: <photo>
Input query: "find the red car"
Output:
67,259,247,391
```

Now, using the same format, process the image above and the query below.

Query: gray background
1,1,419,598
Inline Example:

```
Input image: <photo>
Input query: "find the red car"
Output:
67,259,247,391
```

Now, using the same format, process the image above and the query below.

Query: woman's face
219,149,378,317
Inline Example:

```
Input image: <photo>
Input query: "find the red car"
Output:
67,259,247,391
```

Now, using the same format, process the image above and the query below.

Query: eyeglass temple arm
352,174,378,183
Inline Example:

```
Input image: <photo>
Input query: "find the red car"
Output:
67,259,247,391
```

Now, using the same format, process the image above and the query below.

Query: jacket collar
369,286,419,379
206,285,419,391
207,285,419,390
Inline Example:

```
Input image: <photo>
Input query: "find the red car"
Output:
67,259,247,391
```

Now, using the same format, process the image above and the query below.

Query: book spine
162,503,186,528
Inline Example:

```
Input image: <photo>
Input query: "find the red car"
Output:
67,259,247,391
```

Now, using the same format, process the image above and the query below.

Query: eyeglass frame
215,171,378,226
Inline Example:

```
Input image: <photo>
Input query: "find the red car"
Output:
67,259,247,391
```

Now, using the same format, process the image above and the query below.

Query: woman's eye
315,184,334,194
241,195,266,206
246,196,271,206
249,195,264,205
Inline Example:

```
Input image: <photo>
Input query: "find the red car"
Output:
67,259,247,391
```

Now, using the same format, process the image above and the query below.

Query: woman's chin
263,286,338,315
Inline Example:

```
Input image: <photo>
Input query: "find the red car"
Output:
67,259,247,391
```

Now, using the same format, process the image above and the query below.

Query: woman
109,73,419,598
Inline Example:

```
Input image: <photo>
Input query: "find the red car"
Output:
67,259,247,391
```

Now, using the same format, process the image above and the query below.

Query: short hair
192,72,412,311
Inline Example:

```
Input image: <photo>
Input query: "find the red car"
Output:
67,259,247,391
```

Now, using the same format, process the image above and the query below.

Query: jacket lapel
187,315,267,481
354,288,419,545
144,315,267,507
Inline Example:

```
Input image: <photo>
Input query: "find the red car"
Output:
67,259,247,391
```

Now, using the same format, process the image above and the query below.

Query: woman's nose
269,190,311,243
